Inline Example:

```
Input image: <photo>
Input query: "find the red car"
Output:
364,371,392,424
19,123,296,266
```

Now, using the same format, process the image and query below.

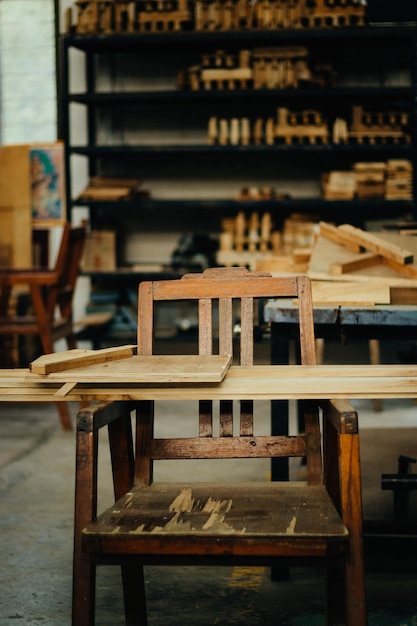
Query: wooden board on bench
27,354,232,384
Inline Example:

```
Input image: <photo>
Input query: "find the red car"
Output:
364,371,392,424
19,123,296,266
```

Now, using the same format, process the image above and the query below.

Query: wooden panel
27,354,232,383
0,145,39,268
310,281,391,305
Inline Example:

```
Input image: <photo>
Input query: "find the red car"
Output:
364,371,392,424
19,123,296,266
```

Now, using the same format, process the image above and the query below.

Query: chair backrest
46,223,86,320
136,267,320,487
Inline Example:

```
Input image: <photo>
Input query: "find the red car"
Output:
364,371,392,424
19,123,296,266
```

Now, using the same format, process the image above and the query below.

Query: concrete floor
1,338,417,625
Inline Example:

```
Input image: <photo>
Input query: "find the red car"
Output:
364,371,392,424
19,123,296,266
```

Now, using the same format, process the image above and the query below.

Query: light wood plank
329,252,382,275
30,344,137,374
339,224,414,265
310,281,390,305
0,363,413,401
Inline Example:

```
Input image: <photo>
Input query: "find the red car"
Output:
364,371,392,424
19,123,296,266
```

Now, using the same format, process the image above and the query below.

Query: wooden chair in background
72,267,367,625
0,223,86,429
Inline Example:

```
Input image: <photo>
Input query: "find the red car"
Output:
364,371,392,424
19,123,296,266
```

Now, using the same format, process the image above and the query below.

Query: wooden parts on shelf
322,160,413,201
186,46,332,92
207,106,410,147
73,0,192,34
194,0,365,31
275,107,328,145
348,106,411,145
217,211,315,272
68,0,366,34
207,107,329,146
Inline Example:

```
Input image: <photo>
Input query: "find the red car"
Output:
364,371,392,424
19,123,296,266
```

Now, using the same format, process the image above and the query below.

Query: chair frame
72,268,367,625
0,223,86,429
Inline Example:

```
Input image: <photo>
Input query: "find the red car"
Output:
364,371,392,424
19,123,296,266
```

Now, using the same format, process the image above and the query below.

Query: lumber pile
307,222,417,305
321,160,413,201
385,160,413,200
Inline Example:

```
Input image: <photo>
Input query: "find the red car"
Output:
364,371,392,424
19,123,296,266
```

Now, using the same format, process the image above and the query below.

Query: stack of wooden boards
220,217,417,306
307,222,417,305
322,160,413,201
77,177,147,202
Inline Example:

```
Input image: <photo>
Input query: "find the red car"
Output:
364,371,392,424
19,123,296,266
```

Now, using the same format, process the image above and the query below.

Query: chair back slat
218,298,233,357
297,275,316,366
199,400,213,438
198,298,212,355
137,281,154,356
240,400,254,437
240,297,254,366
219,400,233,437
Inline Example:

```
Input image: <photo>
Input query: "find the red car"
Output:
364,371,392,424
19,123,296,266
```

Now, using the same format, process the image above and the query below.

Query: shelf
67,86,414,105
73,197,413,210
61,26,417,51
72,198,413,225
59,24,417,226
69,143,414,156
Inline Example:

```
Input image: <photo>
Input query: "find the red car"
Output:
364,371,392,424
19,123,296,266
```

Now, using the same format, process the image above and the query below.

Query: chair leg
326,565,346,625
340,434,367,626
121,564,148,626
323,408,367,626
72,428,98,626
107,409,148,624
56,401,73,430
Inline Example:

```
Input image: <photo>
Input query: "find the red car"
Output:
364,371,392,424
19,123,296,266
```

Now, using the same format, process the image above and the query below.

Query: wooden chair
72,267,367,625
0,223,86,429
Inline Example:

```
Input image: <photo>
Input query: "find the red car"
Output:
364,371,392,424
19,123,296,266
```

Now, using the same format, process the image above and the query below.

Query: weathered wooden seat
72,267,367,625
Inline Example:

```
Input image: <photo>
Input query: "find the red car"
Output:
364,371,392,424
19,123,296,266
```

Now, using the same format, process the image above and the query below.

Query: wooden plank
75,311,114,327
27,354,232,383
30,344,137,374
339,224,414,265
383,257,417,279
1,363,417,401
55,381,77,397
309,281,390,305
390,287,417,305
319,222,362,253
329,252,382,275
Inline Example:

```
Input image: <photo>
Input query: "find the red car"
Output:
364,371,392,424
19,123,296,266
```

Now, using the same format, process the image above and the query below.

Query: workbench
264,301,417,480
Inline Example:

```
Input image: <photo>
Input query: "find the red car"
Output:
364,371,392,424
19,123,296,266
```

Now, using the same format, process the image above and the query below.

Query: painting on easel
31,142,66,224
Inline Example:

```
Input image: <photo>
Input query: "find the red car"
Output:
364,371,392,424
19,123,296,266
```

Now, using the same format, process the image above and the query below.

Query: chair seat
83,482,348,559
